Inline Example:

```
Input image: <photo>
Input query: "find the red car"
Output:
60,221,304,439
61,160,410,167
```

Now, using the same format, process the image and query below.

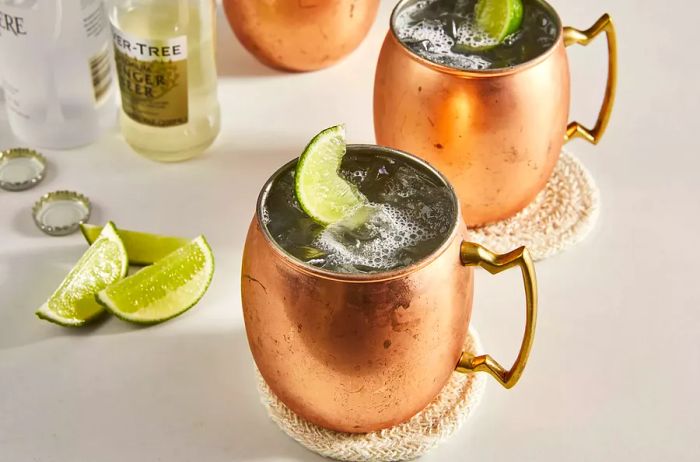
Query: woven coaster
470,151,600,261
257,330,487,462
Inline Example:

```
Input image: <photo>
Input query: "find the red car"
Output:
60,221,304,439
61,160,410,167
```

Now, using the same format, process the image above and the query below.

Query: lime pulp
475,0,524,43
81,224,188,266
36,222,128,327
294,125,367,226
97,236,214,325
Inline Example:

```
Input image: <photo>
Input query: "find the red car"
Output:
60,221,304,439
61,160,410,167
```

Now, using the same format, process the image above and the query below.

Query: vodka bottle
0,0,117,148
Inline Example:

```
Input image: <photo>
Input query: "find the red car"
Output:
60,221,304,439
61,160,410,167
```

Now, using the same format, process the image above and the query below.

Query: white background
1,0,699,460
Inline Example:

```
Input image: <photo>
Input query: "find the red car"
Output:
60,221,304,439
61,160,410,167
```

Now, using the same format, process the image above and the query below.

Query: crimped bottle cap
32,191,92,236
0,148,46,191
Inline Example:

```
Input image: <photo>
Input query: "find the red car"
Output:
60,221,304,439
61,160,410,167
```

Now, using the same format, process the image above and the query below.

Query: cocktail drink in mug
241,126,538,432
264,144,456,274
374,0,617,226
396,0,558,70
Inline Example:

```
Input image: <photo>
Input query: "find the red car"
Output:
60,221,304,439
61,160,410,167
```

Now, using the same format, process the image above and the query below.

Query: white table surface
1,1,699,460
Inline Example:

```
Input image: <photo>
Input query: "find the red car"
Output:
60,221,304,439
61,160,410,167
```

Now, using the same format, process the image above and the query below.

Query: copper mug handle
563,14,618,145
456,242,537,389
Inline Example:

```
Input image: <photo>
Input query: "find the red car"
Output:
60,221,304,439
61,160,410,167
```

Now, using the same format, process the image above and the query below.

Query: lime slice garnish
96,236,214,325
81,224,188,266
295,125,367,226
475,0,523,43
36,222,128,327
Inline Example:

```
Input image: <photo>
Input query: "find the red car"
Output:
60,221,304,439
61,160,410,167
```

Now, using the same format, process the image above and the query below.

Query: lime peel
80,224,189,266
295,125,367,226
475,0,524,43
96,236,214,325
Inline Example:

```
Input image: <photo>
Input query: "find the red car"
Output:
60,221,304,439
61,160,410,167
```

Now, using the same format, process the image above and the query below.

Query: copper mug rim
388,0,564,78
254,144,462,284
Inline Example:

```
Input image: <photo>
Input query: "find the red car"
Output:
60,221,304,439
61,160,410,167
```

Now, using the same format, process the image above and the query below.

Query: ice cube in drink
394,0,559,71
263,146,457,274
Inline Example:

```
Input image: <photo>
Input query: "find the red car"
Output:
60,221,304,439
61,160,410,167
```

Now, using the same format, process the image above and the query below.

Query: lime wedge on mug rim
294,125,367,226
36,222,128,327
97,236,214,325
475,0,524,43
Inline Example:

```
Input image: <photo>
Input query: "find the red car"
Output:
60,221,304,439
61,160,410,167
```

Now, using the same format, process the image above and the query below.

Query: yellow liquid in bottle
110,0,220,162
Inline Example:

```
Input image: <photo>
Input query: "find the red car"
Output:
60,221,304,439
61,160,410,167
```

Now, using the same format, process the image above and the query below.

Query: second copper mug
241,145,538,433
224,0,380,72
374,0,618,226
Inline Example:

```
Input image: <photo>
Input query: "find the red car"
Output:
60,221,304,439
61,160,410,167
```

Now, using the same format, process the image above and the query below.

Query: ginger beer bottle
109,0,220,162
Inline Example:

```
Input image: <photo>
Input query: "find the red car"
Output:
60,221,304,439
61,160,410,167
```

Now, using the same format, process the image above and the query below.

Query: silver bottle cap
32,191,92,236
0,148,46,191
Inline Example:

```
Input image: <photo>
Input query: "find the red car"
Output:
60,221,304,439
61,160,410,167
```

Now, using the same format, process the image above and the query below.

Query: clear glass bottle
109,0,220,162
0,0,116,149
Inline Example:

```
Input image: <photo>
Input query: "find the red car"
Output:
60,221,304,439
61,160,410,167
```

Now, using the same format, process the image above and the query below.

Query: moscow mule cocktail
395,0,558,70
262,146,457,274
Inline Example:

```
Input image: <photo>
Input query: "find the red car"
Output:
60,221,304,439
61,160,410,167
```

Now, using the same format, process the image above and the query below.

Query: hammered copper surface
242,218,472,433
374,1,570,226
223,0,380,72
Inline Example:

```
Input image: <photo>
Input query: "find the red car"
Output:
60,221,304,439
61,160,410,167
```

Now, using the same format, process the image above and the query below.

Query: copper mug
241,145,537,433
223,0,380,72
374,0,618,226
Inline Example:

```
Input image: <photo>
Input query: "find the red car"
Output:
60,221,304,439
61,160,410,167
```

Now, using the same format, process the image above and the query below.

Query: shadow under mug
223,0,380,72
241,145,537,433
374,0,617,227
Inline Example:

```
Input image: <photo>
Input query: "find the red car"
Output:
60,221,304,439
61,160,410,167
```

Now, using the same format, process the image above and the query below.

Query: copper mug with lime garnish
374,0,617,226
241,126,537,433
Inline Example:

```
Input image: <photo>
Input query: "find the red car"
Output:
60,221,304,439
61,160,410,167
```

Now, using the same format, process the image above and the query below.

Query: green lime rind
96,236,214,325
294,125,367,226
80,224,189,266
36,222,128,327
453,42,498,54
475,0,524,43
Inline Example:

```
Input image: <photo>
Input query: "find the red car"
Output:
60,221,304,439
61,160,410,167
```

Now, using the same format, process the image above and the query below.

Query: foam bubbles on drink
394,0,559,71
306,159,455,274
261,206,271,225
312,203,440,272
264,150,456,274
396,1,497,70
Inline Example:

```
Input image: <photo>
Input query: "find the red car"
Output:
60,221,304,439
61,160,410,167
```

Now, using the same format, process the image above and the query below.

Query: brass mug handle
563,14,618,145
456,242,537,389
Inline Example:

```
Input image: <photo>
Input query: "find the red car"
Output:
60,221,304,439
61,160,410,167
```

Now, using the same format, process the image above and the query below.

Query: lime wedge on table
295,125,367,225
36,222,128,327
81,224,188,266
97,236,214,325
475,0,523,43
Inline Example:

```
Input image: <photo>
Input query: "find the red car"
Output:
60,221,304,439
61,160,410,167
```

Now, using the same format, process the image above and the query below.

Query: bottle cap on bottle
0,148,47,191
32,191,92,236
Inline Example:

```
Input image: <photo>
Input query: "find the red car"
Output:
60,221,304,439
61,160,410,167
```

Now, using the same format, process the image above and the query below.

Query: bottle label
0,1,113,123
0,5,36,121
83,1,113,103
111,26,188,127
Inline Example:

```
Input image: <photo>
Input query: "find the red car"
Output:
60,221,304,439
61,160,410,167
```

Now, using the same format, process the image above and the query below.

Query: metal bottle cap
0,148,47,191
32,191,92,236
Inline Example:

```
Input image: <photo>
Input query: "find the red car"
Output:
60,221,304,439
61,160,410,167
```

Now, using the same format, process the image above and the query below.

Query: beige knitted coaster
470,151,600,261
257,330,487,462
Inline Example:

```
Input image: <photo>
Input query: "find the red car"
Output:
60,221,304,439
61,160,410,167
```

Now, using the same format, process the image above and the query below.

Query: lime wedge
96,236,214,325
81,224,188,266
295,125,367,226
36,222,128,327
475,0,523,43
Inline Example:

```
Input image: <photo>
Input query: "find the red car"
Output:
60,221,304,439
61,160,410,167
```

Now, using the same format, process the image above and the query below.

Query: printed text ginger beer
110,0,220,162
